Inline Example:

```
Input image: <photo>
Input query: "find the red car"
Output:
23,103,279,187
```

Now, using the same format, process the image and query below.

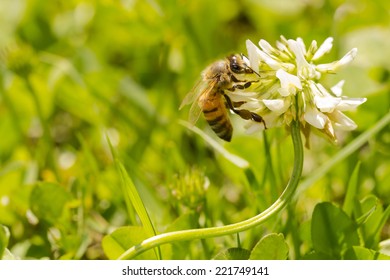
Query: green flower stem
117,119,304,260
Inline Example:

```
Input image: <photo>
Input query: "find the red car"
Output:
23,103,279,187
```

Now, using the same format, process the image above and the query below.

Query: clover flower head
170,168,209,210
226,36,366,145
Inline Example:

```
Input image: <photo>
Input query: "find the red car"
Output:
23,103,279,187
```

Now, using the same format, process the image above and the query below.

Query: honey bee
180,54,266,141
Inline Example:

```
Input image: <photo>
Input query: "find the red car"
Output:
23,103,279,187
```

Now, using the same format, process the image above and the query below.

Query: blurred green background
0,0,389,260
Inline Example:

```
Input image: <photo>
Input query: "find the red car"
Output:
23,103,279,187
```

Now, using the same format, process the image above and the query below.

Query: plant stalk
117,119,304,260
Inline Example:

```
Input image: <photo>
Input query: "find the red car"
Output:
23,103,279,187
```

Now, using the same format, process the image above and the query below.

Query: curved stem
118,120,303,260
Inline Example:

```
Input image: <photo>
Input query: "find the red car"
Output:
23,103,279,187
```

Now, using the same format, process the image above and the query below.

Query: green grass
1,0,390,260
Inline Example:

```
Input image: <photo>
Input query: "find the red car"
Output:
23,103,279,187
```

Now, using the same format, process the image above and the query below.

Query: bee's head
228,54,251,74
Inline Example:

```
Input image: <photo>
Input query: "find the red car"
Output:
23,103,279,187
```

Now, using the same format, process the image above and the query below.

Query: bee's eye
230,57,244,73
230,62,243,73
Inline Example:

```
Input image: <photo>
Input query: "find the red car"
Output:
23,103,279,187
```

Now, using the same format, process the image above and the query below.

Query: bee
180,54,266,141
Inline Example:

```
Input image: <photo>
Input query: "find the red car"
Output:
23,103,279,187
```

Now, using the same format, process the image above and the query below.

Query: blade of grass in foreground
106,136,161,259
343,162,361,216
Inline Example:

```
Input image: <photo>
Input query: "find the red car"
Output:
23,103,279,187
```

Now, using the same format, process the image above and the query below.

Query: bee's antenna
241,53,261,77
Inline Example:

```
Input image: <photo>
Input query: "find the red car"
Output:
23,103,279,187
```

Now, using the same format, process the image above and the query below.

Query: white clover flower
226,36,366,145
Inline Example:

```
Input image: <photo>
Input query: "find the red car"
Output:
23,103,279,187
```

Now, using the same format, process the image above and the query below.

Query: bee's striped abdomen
202,102,233,142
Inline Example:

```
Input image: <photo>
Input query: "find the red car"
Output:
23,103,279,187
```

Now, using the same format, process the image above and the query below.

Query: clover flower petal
314,96,341,113
276,69,302,96
335,98,367,111
316,48,358,73
329,111,358,130
263,99,289,113
304,107,327,129
331,80,345,97
312,37,333,60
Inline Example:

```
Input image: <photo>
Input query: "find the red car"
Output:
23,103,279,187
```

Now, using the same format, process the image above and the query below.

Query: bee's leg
223,94,267,129
232,101,245,107
228,81,253,91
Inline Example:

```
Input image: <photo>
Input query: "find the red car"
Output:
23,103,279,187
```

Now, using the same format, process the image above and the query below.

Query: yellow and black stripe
202,106,233,142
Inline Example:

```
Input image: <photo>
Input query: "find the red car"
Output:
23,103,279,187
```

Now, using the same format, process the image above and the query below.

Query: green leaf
376,206,390,246
116,162,160,257
102,226,156,260
249,233,289,260
343,246,390,260
355,195,380,223
105,136,161,260
342,162,360,216
0,224,10,259
356,204,377,226
356,195,389,248
30,182,72,224
166,212,199,232
213,247,251,260
311,202,359,258
107,135,157,239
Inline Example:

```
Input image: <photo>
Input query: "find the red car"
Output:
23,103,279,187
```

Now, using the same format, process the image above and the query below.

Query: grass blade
117,162,161,259
106,135,161,259
343,162,361,216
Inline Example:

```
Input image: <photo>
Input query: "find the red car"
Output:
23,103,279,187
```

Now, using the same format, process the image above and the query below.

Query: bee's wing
188,98,202,124
181,78,217,125
179,78,209,110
